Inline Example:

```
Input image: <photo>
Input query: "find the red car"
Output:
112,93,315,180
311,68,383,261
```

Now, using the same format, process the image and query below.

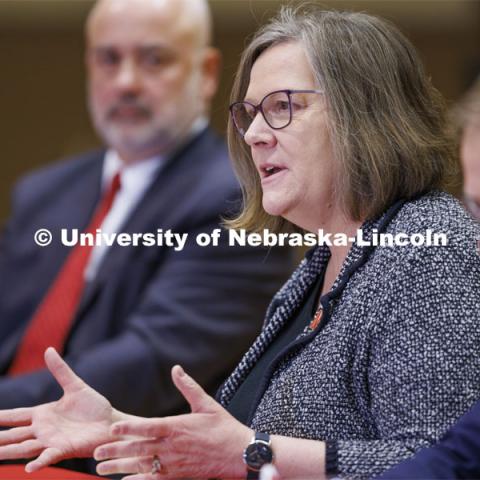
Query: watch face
244,441,273,471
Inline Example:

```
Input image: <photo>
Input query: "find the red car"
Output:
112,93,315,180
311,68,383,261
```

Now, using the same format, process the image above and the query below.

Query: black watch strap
325,439,339,476
255,432,270,443
247,469,259,479
247,469,259,480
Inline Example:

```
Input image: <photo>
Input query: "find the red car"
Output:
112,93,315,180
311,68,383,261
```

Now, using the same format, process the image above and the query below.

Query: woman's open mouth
260,165,287,185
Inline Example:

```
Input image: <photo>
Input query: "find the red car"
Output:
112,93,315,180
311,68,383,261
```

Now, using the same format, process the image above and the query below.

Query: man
0,0,290,433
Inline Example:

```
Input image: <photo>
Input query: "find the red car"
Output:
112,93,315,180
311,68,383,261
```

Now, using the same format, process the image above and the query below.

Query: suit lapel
75,130,214,318
37,153,104,293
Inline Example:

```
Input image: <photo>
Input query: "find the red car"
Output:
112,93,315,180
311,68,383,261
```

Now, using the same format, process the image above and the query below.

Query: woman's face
243,41,338,232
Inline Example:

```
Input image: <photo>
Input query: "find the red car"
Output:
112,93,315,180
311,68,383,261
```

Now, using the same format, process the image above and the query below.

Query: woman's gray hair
226,5,459,233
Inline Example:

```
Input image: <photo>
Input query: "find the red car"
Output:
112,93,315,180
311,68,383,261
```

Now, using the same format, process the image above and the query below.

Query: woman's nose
243,113,276,148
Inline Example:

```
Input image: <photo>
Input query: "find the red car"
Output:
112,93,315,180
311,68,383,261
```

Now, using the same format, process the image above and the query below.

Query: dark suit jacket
0,129,292,418
378,400,480,479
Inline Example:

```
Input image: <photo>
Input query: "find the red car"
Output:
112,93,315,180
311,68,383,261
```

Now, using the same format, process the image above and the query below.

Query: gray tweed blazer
218,191,480,479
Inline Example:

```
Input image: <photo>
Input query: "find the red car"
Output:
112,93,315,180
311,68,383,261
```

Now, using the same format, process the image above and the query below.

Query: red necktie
8,172,122,376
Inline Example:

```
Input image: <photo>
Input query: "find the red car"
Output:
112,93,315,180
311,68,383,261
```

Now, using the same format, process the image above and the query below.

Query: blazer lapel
218,246,330,407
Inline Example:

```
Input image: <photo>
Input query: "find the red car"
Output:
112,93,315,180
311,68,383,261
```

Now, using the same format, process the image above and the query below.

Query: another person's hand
94,365,253,479
0,347,119,472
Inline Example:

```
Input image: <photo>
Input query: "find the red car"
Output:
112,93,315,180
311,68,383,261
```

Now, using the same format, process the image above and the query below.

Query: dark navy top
226,273,324,424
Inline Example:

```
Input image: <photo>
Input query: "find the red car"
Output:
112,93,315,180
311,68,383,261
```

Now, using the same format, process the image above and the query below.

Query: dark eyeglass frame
229,88,324,136
463,193,480,222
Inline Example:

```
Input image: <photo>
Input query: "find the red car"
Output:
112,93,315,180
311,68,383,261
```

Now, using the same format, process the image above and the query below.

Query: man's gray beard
97,123,171,157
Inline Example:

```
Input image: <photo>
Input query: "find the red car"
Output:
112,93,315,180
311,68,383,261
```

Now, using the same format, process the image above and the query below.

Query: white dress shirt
84,116,208,281
84,151,164,281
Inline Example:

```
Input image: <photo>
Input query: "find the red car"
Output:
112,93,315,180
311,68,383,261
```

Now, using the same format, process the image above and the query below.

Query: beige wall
1,0,479,221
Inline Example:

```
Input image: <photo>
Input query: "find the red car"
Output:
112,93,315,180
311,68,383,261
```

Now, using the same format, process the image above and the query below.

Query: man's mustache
106,99,152,119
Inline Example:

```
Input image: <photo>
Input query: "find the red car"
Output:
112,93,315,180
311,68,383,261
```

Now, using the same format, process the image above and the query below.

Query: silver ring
151,454,162,475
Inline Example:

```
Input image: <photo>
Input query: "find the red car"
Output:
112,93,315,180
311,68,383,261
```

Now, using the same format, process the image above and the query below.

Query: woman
375,76,480,480
0,6,479,480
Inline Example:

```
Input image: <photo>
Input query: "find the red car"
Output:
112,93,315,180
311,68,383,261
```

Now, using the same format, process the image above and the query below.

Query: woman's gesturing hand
0,347,117,472
94,365,253,479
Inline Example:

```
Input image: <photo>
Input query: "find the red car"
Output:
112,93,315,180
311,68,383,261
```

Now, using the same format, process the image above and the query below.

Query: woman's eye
273,101,290,112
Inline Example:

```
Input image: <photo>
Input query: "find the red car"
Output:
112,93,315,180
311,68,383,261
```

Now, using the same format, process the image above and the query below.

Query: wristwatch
243,431,274,479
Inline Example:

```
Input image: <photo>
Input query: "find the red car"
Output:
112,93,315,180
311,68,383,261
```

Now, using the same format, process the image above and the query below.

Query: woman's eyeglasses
230,89,323,136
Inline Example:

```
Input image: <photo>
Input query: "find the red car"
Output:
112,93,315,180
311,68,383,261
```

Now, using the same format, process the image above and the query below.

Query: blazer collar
218,198,406,407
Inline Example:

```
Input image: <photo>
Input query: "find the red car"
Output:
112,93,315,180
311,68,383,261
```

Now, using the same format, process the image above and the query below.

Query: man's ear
200,47,221,102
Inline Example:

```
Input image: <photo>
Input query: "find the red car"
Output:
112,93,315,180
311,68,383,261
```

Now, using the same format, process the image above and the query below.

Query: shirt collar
102,150,163,194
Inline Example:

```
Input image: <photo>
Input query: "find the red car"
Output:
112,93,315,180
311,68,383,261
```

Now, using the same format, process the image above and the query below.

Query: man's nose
114,59,142,93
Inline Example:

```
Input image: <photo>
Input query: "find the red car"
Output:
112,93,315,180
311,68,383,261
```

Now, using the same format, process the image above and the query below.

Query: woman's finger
171,365,217,413
110,417,172,439
0,438,43,460
122,475,166,480
0,407,32,427
25,446,64,472
95,438,164,461
96,455,154,476
44,347,84,393
0,426,34,446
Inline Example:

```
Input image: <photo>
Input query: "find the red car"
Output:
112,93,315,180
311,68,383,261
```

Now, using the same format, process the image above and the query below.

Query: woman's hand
94,365,253,479
0,347,120,472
